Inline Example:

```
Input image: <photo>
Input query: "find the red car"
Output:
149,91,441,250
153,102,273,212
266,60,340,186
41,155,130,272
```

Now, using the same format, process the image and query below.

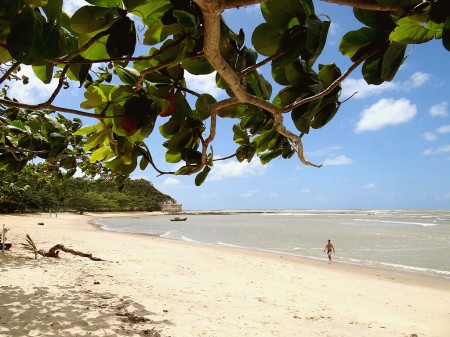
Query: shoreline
94,211,450,283
2,212,450,337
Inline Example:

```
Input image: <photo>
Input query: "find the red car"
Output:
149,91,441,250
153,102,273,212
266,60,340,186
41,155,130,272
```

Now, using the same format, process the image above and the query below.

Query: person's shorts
327,251,332,256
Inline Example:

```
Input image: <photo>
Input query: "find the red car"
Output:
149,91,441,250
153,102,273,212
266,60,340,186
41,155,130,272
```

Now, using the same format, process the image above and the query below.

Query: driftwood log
38,244,104,261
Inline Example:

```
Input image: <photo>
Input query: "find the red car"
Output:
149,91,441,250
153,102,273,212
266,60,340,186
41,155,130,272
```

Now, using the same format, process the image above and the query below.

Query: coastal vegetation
0,164,175,213
0,0,448,186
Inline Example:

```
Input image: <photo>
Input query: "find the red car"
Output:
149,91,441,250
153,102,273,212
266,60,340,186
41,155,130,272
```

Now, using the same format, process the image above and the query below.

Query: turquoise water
96,210,450,278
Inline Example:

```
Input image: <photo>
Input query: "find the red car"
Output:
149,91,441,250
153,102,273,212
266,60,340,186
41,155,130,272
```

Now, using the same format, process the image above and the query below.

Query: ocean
96,210,450,278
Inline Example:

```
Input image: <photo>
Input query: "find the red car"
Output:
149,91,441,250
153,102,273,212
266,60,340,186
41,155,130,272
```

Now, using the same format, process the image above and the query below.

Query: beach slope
1,212,449,337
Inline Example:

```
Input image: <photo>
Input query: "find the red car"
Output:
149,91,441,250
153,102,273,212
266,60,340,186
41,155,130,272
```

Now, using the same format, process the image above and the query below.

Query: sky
7,1,450,210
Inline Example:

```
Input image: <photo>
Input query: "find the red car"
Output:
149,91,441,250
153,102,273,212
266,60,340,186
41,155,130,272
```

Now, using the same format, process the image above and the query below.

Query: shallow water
97,210,450,277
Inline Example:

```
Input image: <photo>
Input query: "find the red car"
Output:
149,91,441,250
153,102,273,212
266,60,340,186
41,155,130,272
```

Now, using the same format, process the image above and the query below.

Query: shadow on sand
0,262,172,336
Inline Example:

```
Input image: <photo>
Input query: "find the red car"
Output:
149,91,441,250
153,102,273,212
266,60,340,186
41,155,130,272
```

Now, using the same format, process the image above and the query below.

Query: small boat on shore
170,217,187,221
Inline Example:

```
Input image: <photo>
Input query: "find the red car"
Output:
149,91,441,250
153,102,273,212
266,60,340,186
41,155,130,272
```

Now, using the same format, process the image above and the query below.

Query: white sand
1,212,449,337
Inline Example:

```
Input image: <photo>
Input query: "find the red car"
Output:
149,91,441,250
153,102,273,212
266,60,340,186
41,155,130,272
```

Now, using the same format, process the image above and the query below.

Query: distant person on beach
324,240,335,263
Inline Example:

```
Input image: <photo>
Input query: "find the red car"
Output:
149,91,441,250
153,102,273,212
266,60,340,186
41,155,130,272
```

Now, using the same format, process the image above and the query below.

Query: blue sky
8,1,450,210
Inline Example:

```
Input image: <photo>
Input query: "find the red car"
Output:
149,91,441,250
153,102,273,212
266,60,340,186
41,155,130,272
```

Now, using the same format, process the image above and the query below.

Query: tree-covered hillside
0,164,175,213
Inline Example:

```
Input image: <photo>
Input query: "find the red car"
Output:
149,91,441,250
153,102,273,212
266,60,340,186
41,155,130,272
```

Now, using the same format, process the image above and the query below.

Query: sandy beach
1,212,449,337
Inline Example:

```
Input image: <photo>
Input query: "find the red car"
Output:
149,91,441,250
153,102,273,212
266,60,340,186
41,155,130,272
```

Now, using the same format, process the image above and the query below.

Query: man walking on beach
324,240,335,263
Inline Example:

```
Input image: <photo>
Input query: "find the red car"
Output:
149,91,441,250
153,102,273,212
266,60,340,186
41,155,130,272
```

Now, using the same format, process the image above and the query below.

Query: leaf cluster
0,0,448,185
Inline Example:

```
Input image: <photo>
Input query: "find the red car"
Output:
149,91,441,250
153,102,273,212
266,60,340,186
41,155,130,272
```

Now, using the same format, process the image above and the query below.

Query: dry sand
0,212,449,337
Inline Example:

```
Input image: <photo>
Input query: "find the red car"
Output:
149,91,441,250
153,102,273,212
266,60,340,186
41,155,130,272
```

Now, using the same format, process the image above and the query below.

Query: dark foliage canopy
0,0,448,185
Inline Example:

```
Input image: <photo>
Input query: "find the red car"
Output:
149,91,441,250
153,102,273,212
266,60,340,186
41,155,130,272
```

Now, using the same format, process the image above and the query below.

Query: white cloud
209,159,268,181
184,72,226,99
164,177,181,185
63,0,87,15
300,188,311,193
423,144,450,155
409,72,431,88
341,71,431,100
341,78,395,99
355,98,416,133
436,125,450,134
364,183,376,189
429,102,448,117
7,66,58,104
423,132,437,141
323,155,353,166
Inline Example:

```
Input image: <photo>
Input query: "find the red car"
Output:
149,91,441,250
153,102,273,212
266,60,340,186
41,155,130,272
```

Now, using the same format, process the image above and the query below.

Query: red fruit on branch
160,91,176,117
122,115,139,133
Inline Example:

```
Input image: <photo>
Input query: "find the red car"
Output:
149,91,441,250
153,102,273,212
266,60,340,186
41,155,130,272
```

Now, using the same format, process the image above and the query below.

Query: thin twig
45,64,70,106
0,62,20,85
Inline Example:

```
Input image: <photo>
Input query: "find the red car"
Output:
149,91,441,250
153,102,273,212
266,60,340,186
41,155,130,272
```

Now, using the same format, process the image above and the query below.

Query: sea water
97,210,450,278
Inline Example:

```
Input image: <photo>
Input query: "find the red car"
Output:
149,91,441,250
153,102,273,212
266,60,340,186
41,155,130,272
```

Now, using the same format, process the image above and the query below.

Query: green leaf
106,17,136,58
305,16,330,66
340,27,378,59
105,154,137,175
32,63,54,84
172,91,194,119
195,166,211,186
139,155,149,170
42,0,62,23
252,23,283,56
233,124,249,144
318,63,341,89
173,10,197,32
182,57,214,75
165,128,192,152
73,124,101,136
166,151,182,163
260,0,312,29
160,118,182,138
7,5,46,64
195,94,216,121
217,105,247,118
175,165,196,175
353,8,396,30
79,35,110,60
291,100,321,134
362,55,384,85
390,17,443,44
109,85,135,103
0,0,21,19
90,145,111,163
80,86,107,109
311,101,340,129
115,65,140,86
443,18,450,51
381,42,406,81
42,23,62,58
84,132,107,151
70,6,123,34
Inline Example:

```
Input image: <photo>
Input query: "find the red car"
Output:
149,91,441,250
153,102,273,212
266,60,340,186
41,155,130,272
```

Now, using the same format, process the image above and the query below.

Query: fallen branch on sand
22,234,104,261
38,244,105,261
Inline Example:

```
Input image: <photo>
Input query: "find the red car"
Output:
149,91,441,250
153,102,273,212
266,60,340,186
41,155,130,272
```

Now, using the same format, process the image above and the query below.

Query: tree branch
0,99,102,119
195,0,321,168
44,64,70,106
0,62,20,85
283,47,381,112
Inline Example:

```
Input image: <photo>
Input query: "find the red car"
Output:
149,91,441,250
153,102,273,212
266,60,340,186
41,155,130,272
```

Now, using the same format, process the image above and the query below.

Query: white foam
354,219,438,227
